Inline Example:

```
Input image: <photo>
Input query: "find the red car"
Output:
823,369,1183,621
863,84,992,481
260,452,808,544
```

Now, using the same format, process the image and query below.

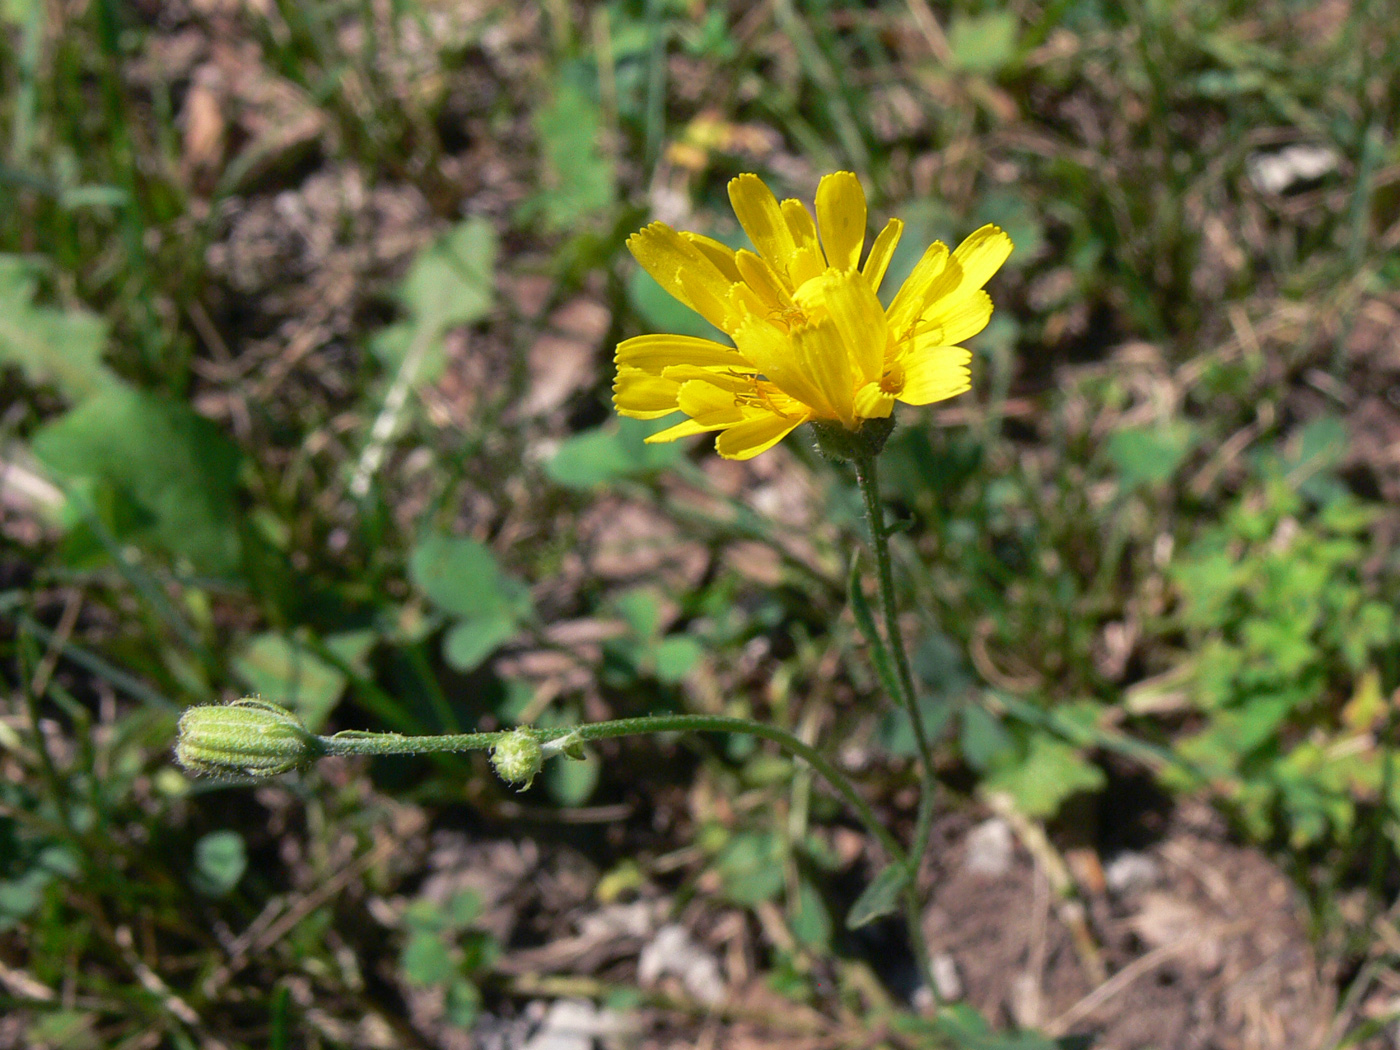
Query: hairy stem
322,714,904,863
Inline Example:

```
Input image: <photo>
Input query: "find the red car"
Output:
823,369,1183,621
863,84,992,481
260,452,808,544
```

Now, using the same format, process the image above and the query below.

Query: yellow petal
662,365,754,393
781,199,827,287
681,232,743,283
790,318,858,426
853,382,895,419
896,346,972,406
862,218,903,292
616,334,750,372
949,224,1014,292
677,268,736,332
645,417,717,443
795,268,886,386
628,222,735,330
921,290,993,345
715,412,806,460
815,171,866,272
886,241,949,336
677,378,747,424
613,368,681,418
922,225,1013,308
734,249,793,312
781,198,819,256
728,174,797,274
731,313,833,418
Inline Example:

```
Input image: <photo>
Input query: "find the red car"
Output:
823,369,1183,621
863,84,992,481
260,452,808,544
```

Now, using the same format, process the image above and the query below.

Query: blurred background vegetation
4,0,1400,1047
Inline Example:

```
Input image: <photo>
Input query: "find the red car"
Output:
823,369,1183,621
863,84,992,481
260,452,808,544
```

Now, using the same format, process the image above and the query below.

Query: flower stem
851,452,935,789
321,715,904,863
852,449,942,1005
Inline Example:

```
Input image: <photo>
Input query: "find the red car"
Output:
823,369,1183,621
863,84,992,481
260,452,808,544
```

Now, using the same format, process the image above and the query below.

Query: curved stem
322,715,904,863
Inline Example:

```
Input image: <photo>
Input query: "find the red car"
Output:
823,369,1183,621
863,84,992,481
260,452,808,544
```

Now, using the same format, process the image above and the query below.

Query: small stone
963,818,1014,878
1104,851,1162,896
931,952,963,1001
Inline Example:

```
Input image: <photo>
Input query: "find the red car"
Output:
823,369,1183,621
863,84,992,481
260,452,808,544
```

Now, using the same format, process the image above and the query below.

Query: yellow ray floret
613,171,1012,460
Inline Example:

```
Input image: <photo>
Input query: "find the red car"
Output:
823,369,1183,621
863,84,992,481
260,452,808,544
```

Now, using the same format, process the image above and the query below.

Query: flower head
175,698,323,779
613,172,1012,459
490,728,544,790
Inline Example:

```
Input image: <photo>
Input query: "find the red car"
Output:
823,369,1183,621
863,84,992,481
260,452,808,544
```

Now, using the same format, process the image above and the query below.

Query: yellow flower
613,171,1012,460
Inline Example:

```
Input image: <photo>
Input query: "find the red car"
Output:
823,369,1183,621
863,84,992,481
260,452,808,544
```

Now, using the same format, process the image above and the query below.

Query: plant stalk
322,714,905,863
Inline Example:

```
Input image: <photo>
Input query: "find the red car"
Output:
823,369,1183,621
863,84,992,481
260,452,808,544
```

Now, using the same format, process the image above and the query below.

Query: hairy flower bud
490,729,543,790
176,699,322,779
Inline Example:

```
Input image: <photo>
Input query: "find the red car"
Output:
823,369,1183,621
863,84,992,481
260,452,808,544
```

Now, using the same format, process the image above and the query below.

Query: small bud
490,729,543,790
175,699,322,780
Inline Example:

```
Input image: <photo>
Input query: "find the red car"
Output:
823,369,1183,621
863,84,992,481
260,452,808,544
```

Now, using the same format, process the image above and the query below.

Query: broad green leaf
713,831,785,905
443,613,519,671
0,256,115,402
545,417,686,489
529,75,616,231
948,11,1020,74
444,890,482,930
397,217,497,331
985,735,1105,819
192,831,246,897
1107,422,1196,488
32,385,242,575
790,874,832,949
652,634,702,683
957,708,1013,772
401,931,455,986
445,977,481,1028
846,861,910,929
409,533,530,621
232,632,368,731
544,745,600,807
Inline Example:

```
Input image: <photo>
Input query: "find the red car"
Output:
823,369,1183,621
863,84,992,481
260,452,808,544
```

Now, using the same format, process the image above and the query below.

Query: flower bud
490,729,543,790
175,699,322,779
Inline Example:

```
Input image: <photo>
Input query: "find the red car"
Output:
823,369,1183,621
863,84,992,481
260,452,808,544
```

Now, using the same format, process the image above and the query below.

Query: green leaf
409,533,531,621
444,890,482,930
790,874,832,949
32,385,242,575
443,613,519,672
846,861,910,929
652,635,702,683
445,977,481,1028
1107,422,1196,488
545,417,687,489
948,11,1020,75
528,75,616,231
0,256,115,403
960,704,1015,772
192,831,246,897
401,931,456,987
544,745,600,806
985,735,1106,819
713,831,786,905
233,632,360,731
397,217,497,331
